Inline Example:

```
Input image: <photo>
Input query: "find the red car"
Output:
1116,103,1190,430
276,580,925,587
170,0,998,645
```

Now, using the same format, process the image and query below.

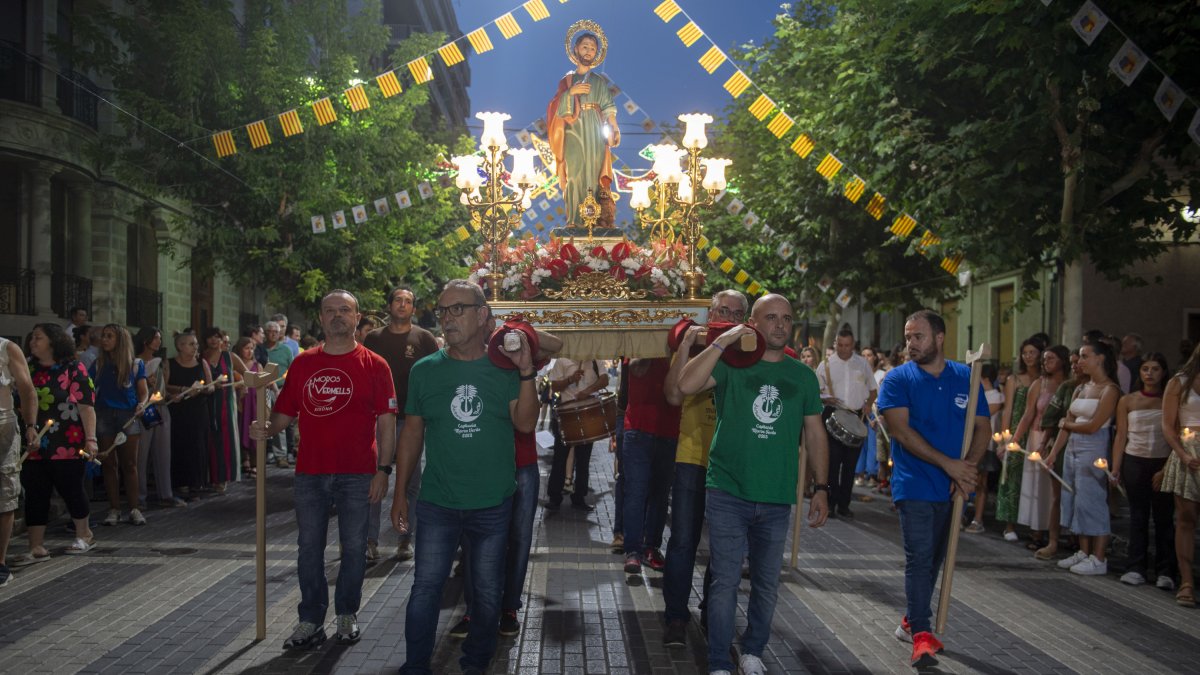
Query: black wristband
377,465,393,475
811,484,831,492
519,372,536,381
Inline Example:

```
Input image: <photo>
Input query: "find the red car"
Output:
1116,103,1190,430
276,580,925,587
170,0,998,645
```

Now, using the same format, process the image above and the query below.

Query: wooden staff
935,343,988,635
790,440,809,569
244,362,279,642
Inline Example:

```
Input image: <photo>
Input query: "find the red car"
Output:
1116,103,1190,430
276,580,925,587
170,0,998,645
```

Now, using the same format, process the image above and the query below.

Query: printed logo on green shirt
451,384,484,437
751,384,782,440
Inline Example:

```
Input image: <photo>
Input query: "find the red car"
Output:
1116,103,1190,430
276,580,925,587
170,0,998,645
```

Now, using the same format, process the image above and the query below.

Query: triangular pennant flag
312,97,337,125
496,12,522,39
467,27,494,54
843,176,866,203
344,84,369,112
1070,1,1108,45
278,109,303,137
940,253,965,274
246,120,271,149
766,111,794,138
815,153,843,180
676,21,703,47
438,42,465,67
654,0,682,22
1154,76,1184,121
864,193,886,220
891,213,917,238
723,71,751,98
698,46,726,74
376,71,402,98
523,0,550,21
212,130,237,157
917,230,941,254
790,133,815,158
407,57,433,84
1108,39,1147,86
748,94,774,121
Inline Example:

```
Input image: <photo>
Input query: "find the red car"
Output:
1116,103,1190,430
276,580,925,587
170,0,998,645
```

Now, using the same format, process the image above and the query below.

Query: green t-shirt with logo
406,351,519,510
706,357,823,504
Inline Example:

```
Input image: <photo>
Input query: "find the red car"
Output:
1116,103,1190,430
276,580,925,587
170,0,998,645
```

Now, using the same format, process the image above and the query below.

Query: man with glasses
678,293,830,675
363,287,439,562
393,280,539,675
661,289,746,648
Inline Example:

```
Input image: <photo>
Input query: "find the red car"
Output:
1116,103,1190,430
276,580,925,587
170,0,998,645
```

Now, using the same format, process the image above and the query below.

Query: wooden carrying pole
935,344,988,634
245,362,278,642
790,442,809,569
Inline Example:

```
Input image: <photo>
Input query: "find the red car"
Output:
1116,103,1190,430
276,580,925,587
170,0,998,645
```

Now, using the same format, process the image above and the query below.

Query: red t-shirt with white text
274,344,398,474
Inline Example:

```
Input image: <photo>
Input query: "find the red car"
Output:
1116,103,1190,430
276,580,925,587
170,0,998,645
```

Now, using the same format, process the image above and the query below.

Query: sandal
65,537,95,555
9,551,52,568
1177,583,1196,608
1034,546,1057,561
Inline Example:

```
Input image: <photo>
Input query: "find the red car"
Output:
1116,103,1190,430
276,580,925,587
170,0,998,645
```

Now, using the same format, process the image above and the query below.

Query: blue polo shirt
876,360,989,502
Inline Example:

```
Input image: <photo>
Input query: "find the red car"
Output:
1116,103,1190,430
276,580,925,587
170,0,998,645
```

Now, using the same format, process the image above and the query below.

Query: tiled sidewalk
2,438,1196,674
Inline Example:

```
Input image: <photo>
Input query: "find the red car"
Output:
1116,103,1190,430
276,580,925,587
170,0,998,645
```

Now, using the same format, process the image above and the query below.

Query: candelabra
453,112,540,301
629,113,731,300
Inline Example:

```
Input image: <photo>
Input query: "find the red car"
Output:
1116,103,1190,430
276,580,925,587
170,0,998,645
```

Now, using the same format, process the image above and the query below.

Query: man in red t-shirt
251,290,398,650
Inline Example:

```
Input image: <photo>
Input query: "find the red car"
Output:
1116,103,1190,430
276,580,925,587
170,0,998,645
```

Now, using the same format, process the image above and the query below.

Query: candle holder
454,112,539,301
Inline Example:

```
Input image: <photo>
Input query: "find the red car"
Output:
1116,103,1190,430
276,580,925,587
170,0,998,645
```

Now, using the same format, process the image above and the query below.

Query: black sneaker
623,553,642,574
663,619,687,648
498,610,520,637
448,615,471,639
283,621,327,649
0,564,11,588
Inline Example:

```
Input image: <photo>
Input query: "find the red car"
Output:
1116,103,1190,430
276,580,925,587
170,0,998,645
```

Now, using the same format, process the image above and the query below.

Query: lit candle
1183,428,1196,444
888,458,894,467
150,391,163,403
992,432,1003,443
1002,429,1013,442
1027,451,1042,462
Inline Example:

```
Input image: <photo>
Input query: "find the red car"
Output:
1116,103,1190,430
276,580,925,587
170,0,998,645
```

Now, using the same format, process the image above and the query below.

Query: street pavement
2,437,1197,674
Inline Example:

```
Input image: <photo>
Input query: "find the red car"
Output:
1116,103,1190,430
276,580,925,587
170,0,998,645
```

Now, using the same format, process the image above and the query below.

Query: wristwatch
811,484,831,493
377,465,393,475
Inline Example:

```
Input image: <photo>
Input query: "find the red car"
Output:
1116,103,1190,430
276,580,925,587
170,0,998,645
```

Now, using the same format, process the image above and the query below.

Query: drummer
817,327,878,519
546,357,609,510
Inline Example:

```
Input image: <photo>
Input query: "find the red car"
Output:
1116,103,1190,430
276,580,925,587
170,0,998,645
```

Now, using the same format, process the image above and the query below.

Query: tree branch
1096,128,1169,206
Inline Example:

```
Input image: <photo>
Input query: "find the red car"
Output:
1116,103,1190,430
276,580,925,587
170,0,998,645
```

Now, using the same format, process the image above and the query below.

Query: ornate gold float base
492,299,710,360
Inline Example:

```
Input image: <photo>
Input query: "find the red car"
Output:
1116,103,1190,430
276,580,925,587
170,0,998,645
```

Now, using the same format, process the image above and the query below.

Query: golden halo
565,19,607,68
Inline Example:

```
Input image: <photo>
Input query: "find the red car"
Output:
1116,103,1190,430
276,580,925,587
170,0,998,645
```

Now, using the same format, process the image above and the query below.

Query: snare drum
556,392,618,445
824,407,867,448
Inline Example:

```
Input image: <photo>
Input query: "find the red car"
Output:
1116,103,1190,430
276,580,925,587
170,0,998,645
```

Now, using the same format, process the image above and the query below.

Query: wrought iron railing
56,70,98,130
126,284,162,329
0,268,36,315
52,273,92,318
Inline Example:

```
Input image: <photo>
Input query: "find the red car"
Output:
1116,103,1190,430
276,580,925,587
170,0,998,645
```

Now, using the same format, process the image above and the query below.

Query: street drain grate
151,547,199,556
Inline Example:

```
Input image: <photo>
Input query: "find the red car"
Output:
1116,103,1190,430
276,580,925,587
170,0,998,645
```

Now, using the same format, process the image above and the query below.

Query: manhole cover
151,547,199,556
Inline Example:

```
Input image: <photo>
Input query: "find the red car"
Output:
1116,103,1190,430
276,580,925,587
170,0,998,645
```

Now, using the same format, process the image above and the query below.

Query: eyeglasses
434,303,483,318
712,307,745,320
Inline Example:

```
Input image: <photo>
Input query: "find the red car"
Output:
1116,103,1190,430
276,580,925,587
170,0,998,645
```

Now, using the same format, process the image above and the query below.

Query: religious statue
547,20,623,238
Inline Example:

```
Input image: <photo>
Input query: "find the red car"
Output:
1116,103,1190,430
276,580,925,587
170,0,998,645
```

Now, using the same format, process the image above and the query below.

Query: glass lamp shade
700,158,732,191
475,111,511,150
678,113,714,150
650,145,685,184
629,180,652,210
453,155,485,190
521,193,532,210
459,186,481,205
677,174,693,203
507,148,539,185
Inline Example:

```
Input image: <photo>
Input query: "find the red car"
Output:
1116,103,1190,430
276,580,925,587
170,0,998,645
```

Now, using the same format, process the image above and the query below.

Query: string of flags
209,0,570,158
1049,0,1199,143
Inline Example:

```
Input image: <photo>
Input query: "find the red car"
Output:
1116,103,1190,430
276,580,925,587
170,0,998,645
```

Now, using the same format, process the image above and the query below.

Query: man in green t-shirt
392,280,540,675
678,293,831,675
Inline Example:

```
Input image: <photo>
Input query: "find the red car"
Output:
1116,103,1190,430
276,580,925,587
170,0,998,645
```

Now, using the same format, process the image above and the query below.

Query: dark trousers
1123,455,1176,578
20,459,90,526
828,437,859,511
547,414,593,504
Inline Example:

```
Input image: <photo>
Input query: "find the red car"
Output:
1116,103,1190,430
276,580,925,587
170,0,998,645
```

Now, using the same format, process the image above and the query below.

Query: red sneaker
910,631,943,668
644,547,666,572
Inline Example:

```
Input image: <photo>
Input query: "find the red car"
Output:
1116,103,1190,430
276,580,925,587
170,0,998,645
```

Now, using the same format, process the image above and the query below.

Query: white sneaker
1119,571,1145,586
1057,550,1088,569
738,654,766,675
102,509,120,526
1070,555,1107,576
710,671,732,675
854,477,865,487
1157,575,1176,591
1003,530,1019,542
129,509,146,526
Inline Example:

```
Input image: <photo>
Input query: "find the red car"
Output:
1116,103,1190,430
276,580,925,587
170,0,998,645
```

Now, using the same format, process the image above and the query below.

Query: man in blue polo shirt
876,309,990,668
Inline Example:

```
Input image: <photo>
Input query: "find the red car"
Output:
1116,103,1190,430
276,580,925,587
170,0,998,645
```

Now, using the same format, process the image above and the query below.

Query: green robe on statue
548,71,618,229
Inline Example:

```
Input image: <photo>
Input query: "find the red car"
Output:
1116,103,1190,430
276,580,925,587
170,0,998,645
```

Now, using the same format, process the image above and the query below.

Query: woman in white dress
1014,346,1070,550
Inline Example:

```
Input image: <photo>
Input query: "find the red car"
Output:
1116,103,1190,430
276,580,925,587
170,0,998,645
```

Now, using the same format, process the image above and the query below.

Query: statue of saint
547,20,622,236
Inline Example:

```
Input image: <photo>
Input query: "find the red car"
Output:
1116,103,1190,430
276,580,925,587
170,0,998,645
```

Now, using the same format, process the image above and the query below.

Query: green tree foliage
708,0,1198,321
67,0,475,313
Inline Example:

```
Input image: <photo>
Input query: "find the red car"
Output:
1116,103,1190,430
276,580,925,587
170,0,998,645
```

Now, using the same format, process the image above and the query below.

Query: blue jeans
401,497,512,674
612,415,625,535
896,500,952,635
463,465,539,612
664,462,711,623
704,488,790,671
293,473,372,625
621,429,676,555
368,418,422,544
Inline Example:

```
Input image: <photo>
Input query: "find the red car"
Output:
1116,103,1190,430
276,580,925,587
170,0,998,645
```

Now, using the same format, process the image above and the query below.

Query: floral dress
27,360,96,461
